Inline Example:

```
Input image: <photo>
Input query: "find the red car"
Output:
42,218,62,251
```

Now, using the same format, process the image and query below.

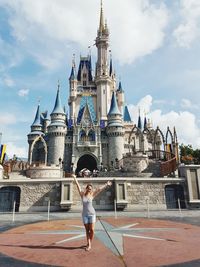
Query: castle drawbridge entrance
76,154,97,174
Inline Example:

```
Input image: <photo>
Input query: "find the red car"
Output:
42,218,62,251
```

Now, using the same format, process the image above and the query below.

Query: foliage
179,144,200,164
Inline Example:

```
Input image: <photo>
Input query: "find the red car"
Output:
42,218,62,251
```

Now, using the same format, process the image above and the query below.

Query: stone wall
0,180,61,212
26,166,62,179
71,180,115,210
122,153,149,173
0,176,186,211
126,182,165,209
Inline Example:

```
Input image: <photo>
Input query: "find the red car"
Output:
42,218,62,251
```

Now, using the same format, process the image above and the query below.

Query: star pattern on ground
30,219,178,256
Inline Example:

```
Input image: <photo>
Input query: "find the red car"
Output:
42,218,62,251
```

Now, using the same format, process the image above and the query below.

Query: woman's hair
86,184,93,189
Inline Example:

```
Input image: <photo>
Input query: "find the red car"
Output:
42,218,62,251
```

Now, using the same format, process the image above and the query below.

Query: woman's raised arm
72,174,83,197
93,181,112,197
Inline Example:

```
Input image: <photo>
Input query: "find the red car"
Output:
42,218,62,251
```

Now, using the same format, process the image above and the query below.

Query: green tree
179,144,200,164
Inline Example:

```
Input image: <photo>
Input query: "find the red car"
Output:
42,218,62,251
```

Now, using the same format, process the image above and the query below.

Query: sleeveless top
82,195,95,216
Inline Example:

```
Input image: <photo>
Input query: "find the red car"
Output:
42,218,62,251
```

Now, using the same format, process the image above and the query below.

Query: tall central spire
99,0,104,33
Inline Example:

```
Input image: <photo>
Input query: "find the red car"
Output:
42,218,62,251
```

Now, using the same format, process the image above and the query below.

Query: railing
160,157,177,176
117,150,177,177
3,160,29,175
146,150,177,176
76,141,97,147
146,150,174,161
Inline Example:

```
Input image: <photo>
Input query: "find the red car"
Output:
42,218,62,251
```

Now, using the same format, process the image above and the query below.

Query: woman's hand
106,181,112,187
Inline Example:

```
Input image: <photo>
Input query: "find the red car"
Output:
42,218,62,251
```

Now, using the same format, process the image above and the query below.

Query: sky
0,0,200,158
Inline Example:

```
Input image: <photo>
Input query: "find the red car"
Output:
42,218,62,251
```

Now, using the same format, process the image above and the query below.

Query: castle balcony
76,141,98,152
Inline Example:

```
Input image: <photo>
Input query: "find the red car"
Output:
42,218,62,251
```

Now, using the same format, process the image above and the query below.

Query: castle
2,2,200,212
27,3,178,176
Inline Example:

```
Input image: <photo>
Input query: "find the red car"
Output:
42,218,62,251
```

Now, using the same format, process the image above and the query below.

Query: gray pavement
0,209,200,226
0,209,200,267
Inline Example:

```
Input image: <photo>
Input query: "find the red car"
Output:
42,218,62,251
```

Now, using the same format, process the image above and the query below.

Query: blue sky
0,0,200,158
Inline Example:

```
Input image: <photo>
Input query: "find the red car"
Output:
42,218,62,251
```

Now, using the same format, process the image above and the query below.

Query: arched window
79,130,86,141
88,130,95,141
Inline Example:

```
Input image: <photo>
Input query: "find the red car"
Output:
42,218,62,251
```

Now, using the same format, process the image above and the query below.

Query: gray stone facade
0,176,186,212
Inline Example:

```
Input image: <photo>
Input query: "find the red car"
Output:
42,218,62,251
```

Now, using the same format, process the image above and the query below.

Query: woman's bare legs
86,223,95,251
84,224,90,248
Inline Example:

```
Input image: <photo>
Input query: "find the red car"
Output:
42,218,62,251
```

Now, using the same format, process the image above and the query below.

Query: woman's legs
83,215,96,251
86,223,95,250
84,224,90,247
88,223,95,242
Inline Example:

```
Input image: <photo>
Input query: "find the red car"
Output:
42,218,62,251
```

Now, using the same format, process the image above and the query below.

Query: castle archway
76,154,97,174
0,186,21,212
165,184,186,209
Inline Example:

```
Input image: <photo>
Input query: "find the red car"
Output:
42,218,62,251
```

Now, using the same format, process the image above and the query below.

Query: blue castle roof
51,87,65,114
77,96,96,123
77,56,93,81
144,116,147,129
32,104,42,127
123,105,132,122
69,65,76,80
108,92,121,116
138,115,142,129
117,81,123,92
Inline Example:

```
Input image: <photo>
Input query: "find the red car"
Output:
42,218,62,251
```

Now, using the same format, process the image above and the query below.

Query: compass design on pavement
31,219,178,256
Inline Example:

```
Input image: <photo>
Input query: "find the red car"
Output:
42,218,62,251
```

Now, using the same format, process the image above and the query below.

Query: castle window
83,73,87,78
88,130,95,141
79,130,86,141
83,81,86,86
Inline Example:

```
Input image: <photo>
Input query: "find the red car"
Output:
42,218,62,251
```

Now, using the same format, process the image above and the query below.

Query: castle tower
41,111,50,134
95,1,112,121
116,81,125,113
137,109,142,130
107,92,124,167
68,58,78,121
27,103,43,163
48,84,67,165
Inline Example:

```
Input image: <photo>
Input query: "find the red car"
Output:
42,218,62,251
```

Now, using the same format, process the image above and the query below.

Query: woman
73,174,112,251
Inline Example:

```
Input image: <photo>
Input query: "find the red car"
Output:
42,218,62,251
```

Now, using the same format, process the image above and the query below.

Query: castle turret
41,111,50,134
27,103,44,163
95,1,112,120
144,114,148,130
107,92,124,168
116,81,125,113
48,84,67,165
123,105,132,122
137,109,142,130
68,58,78,121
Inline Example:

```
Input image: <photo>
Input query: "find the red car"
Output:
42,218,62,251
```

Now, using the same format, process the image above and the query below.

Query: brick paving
0,213,200,267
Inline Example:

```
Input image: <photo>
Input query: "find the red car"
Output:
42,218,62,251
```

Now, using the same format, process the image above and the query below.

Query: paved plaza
0,210,200,267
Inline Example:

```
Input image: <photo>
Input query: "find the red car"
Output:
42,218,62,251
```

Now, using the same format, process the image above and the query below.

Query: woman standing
73,174,112,251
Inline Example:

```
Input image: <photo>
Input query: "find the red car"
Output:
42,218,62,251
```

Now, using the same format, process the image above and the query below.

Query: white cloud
181,98,198,109
0,0,169,67
128,95,153,123
0,113,16,125
6,142,27,158
128,95,200,148
3,76,15,87
173,0,200,47
18,89,29,97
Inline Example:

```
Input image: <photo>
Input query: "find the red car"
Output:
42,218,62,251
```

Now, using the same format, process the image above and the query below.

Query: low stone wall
71,179,115,210
26,165,62,179
0,176,186,211
0,180,61,211
126,181,166,210
123,154,149,172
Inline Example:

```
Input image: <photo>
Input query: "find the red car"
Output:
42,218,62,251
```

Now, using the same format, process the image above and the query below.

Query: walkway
0,210,200,267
